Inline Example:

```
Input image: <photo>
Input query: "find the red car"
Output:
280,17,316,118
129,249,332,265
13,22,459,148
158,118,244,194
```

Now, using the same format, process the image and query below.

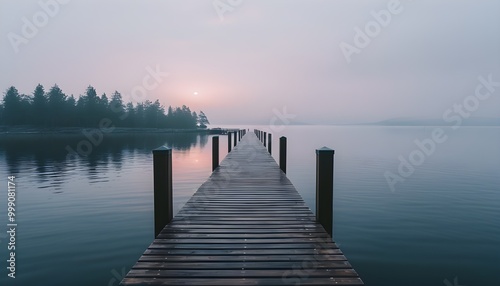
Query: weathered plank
121,132,363,285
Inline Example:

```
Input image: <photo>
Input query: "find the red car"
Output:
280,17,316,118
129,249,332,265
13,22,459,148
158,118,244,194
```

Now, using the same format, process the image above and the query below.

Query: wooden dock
120,132,364,285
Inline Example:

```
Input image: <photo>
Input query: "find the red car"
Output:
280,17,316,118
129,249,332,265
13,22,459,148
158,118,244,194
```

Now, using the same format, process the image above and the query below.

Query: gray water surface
0,126,498,286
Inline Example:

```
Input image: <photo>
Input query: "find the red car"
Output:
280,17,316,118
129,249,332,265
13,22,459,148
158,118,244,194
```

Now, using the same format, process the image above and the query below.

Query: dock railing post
264,132,267,146
268,133,272,154
279,136,287,173
212,136,219,171
228,132,232,152
153,146,173,238
233,131,237,147
316,147,335,238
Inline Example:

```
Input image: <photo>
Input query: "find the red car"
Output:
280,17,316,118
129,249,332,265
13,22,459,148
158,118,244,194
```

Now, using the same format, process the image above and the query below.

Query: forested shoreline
0,84,209,129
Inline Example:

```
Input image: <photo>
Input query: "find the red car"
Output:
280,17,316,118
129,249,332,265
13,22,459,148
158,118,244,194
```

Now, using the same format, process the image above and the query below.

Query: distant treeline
0,84,209,129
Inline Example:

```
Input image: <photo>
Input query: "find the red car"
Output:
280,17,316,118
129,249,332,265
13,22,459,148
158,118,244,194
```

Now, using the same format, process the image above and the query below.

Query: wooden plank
153,238,335,244
138,254,349,262
132,261,353,269
120,132,363,285
147,243,339,250
143,248,343,256
125,268,359,278
121,277,364,285
155,233,331,239
160,229,326,234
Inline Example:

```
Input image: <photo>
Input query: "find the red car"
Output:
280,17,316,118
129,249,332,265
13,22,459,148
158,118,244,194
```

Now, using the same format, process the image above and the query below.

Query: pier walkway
120,132,363,285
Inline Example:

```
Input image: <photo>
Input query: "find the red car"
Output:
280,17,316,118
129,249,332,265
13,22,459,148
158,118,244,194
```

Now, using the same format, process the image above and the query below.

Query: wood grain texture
121,132,363,285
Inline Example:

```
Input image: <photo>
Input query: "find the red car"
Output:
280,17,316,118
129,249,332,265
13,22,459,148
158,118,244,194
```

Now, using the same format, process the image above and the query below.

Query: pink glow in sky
1,0,499,124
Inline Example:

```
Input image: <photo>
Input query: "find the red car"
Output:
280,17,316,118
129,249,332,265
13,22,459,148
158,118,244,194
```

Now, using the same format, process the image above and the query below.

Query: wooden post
279,136,287,173
233,131,237,147
228,132,232,152
212,136,219,171
153,146,173,238
316,147,335,237
267,133,272,154
264,132,267,146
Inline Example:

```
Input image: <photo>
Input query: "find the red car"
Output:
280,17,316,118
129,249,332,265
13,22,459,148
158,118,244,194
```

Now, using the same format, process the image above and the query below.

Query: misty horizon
1,0,499,126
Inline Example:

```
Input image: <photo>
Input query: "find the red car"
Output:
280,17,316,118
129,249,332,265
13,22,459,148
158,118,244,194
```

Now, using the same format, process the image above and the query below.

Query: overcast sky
1,0,499,124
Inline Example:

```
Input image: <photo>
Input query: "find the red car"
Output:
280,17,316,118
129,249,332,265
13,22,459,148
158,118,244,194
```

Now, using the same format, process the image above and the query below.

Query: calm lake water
0,125,498,286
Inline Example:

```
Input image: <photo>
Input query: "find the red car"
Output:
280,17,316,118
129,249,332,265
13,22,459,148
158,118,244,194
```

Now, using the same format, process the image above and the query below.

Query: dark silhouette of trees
198,111,210,128
32,84,47,126
47,84,67,126
2,86,22,125
0,84,209,129
2,86,31,125
108,91,126,126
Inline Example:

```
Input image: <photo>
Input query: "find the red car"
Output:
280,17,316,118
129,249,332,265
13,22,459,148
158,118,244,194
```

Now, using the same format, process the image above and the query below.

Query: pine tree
2,86,22,125
32,84,47,126
198,111,210,128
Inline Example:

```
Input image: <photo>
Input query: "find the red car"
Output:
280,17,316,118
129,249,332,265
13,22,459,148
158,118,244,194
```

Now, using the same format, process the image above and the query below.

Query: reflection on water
0,127,498,286
0,133,208,192
0,131,215,286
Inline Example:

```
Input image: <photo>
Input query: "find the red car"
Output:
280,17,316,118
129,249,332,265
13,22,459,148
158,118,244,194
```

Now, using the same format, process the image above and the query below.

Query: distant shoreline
0,126,214,135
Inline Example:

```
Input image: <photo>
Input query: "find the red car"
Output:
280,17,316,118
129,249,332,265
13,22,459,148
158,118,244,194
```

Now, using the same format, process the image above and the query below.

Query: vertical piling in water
316,147,335,238
233,131,237,147
268,133,272,154
279,136,287,173
153,146,173,238
264,132,267,147
228,132,232,152
212,136,219,171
